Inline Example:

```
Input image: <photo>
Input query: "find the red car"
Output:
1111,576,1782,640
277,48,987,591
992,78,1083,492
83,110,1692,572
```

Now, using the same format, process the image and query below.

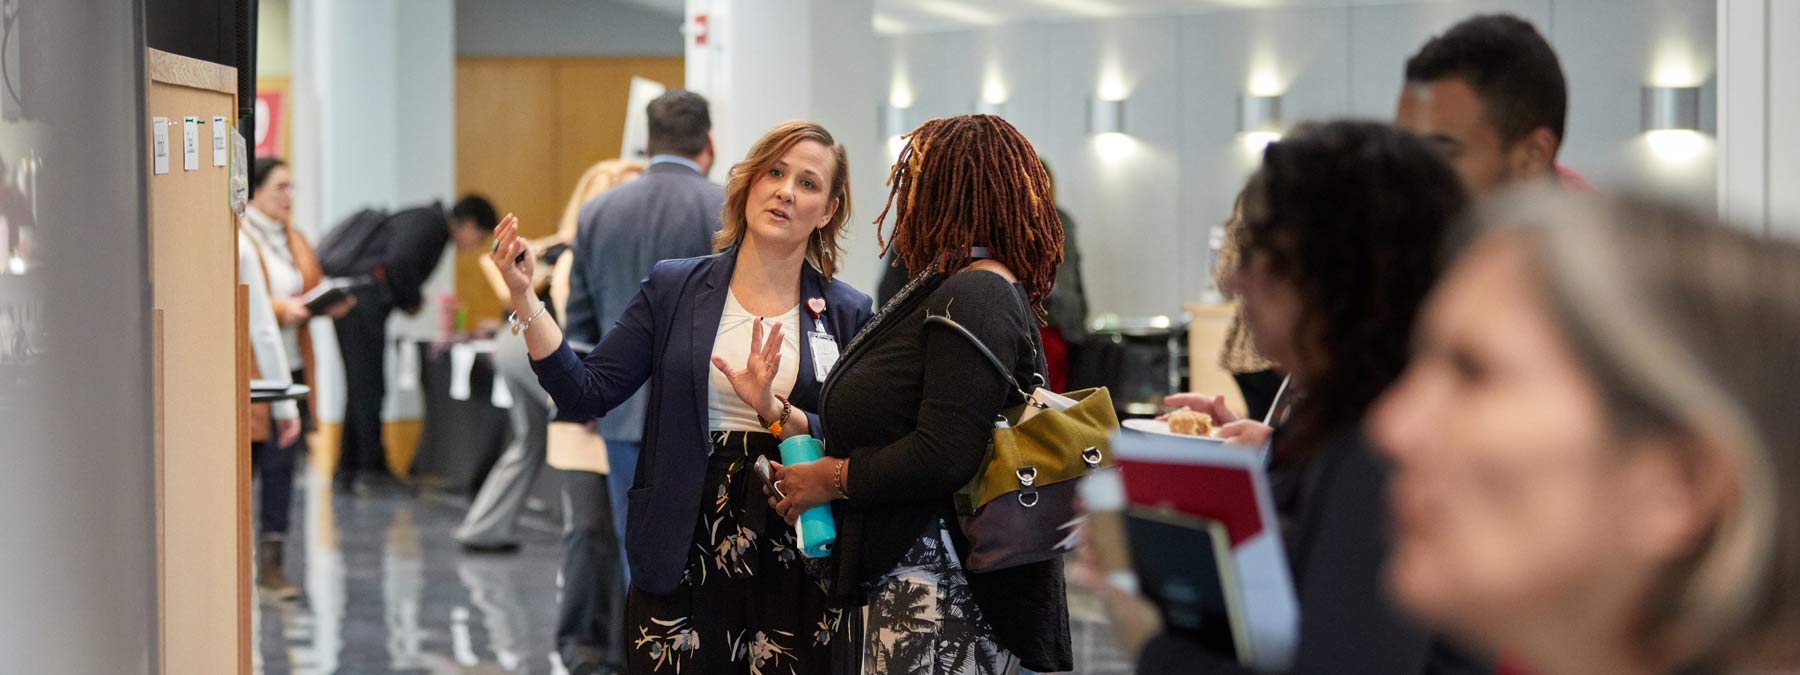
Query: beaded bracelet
832,458,849,500
508,302,548,335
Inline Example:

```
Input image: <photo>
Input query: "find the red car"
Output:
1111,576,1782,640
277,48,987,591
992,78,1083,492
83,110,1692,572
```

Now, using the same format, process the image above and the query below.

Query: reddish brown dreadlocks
873,114,1064,319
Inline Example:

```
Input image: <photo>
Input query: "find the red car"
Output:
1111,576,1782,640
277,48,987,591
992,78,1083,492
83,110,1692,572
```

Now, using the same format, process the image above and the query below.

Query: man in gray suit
556,89,723,675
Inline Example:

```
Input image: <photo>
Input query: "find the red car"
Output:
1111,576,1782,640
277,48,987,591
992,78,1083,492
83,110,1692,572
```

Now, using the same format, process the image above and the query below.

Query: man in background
556,89,722,675
1395,13,1572,197
330,195,498,494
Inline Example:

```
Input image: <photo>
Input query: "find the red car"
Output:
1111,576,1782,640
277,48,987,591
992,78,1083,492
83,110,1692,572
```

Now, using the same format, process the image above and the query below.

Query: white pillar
1,1,157,672
1717,0,1800,238
292,0,455,423
684,0,885,294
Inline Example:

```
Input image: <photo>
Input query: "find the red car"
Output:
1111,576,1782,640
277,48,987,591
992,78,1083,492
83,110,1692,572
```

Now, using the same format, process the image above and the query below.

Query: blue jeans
603,439,639,586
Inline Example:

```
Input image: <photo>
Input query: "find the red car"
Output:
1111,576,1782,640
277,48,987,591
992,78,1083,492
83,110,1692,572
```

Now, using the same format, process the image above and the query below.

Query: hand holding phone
754,455,785,500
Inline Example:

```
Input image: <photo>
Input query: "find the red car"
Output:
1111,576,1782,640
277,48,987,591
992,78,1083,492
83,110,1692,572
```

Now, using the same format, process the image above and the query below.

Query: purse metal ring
1018,490,1039,508
1016,466,1038,487
1081,446,1103,468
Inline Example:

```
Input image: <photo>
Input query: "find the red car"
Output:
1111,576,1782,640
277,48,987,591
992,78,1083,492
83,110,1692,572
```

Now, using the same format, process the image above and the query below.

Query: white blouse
242,206,307,365
237,229,298,420
708,289,801,433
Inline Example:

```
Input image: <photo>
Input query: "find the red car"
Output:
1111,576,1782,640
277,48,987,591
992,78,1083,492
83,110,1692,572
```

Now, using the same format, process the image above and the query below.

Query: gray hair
1479,189,1800,670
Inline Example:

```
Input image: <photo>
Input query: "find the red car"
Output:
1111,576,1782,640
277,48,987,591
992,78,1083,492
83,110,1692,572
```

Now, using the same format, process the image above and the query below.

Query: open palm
711,318,784,419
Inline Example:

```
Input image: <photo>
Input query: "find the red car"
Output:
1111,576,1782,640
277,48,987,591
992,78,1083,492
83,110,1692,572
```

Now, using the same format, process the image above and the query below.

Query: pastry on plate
1167,409,1214,437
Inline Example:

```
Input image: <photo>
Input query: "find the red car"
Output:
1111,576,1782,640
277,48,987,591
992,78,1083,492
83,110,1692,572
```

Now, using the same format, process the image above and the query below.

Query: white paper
808,331,839,383
395,340,421,392
152,117,170,175
182,117,199,171
448,343,476,401
212,116,228,166
489,377,514,409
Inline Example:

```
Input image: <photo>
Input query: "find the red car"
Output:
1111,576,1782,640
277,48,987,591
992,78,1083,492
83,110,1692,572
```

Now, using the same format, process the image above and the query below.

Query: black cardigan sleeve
842,271,1029,506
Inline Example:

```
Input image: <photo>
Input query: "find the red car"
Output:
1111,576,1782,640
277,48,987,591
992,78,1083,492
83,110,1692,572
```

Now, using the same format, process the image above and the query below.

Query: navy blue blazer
531,249,875,595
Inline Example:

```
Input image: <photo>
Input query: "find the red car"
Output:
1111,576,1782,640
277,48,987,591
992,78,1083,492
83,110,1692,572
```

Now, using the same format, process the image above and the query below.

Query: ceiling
608,0,1449,35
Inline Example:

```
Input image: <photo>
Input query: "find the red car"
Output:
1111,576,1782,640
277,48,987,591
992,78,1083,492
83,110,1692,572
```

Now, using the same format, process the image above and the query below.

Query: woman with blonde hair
1373,191,1800,675
494,121,873,674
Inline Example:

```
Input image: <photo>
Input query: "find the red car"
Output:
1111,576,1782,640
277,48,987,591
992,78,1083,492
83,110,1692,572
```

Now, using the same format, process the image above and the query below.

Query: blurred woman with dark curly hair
1100,120,1491,675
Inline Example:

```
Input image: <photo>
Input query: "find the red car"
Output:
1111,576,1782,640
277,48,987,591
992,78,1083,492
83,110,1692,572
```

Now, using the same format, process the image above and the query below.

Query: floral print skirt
860,519,1018,675
625,431,847,675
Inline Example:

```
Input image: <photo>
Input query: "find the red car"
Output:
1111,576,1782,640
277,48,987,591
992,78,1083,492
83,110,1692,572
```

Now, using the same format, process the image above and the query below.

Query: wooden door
454,56,684,322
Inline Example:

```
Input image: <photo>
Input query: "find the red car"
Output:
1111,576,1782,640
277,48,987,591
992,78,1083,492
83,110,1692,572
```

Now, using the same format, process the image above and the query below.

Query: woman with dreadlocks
733,114,1070,674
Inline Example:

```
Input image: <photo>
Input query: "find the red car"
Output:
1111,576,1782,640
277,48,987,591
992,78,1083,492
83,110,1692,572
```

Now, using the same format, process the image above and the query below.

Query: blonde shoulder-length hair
554,159,647,243
1490,189,1800,671
715,120,852,279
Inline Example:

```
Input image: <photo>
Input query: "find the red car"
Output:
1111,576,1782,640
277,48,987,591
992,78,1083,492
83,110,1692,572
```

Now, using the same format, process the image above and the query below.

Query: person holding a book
1371,192,1800,675
1093,121,1490,675
239,157,354,601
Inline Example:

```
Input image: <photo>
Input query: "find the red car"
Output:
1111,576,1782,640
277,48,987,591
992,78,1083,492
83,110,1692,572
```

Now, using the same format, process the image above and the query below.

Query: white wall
294,0,456,422
881,0,1718,319
456,0,684,56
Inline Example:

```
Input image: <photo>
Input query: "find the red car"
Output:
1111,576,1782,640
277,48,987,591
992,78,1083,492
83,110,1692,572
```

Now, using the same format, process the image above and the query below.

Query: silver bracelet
508,302,547,335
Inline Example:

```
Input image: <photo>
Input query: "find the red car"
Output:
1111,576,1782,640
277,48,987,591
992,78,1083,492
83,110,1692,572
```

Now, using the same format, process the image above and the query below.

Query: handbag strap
924,314,1031,402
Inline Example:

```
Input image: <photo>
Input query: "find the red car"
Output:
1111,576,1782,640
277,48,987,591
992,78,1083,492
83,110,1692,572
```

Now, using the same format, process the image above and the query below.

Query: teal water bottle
777,435,837,557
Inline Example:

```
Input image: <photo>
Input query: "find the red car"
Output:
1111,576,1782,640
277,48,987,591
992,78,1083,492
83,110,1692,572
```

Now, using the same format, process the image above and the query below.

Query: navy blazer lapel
690,251,736,428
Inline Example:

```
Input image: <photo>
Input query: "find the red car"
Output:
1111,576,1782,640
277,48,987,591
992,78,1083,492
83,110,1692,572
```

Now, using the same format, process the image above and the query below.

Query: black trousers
333,300,392,480
557,470,625,671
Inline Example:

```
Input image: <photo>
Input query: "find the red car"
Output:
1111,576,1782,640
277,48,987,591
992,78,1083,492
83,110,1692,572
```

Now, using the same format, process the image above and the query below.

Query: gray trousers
454,338,549,546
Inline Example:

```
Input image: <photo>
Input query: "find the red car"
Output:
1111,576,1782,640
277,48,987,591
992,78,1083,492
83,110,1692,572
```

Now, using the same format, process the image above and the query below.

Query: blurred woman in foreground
1373,192,1800,675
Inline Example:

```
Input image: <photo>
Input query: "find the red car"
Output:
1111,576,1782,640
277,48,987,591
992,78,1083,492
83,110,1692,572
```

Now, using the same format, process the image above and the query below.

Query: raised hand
710,318,784,421
487,213,536,301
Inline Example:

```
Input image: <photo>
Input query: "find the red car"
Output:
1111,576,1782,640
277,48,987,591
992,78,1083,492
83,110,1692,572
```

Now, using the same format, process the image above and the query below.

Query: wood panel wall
454,56,684,323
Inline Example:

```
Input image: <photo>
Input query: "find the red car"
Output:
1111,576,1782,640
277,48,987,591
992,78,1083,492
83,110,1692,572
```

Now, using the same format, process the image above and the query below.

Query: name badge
808,331,840,383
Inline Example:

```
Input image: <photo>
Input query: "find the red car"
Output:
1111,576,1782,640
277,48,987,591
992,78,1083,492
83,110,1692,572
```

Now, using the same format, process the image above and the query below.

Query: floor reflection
250,468,1131,675
255,470,565,675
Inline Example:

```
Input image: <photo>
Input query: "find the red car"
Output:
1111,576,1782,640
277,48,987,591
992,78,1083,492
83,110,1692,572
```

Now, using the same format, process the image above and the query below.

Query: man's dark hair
451,194,499,233
645,89,711,157
1405,13,1567,147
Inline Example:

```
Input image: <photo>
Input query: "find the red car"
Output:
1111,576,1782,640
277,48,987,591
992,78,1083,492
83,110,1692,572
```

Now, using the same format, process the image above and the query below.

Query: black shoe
332,474,356,495
458,540,521,554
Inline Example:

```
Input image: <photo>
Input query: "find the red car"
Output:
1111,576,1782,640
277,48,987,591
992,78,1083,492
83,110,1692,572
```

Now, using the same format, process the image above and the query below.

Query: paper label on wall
182,117,199,171
152,117,170,175
212,116,228,166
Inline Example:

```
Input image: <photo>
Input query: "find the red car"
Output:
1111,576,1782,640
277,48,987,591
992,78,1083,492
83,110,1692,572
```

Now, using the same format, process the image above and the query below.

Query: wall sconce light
1642,85,1704,162
1642,86,1700,131
1238,94,1283,152
1088,97,1125,135
882,104,912,139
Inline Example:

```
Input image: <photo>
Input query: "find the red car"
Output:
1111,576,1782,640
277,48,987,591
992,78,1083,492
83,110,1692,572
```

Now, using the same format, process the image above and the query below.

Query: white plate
1121,418,1225,443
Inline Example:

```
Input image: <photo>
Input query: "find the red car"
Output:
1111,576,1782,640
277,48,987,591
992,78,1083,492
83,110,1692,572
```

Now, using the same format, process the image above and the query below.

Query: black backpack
315,207,391,277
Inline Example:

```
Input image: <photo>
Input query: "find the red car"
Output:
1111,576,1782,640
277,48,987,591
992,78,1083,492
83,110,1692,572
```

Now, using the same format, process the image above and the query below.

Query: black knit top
819,268,1073,672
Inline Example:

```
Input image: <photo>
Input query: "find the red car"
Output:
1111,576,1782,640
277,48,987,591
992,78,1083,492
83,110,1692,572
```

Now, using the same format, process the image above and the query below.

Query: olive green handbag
926,314,1121,572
